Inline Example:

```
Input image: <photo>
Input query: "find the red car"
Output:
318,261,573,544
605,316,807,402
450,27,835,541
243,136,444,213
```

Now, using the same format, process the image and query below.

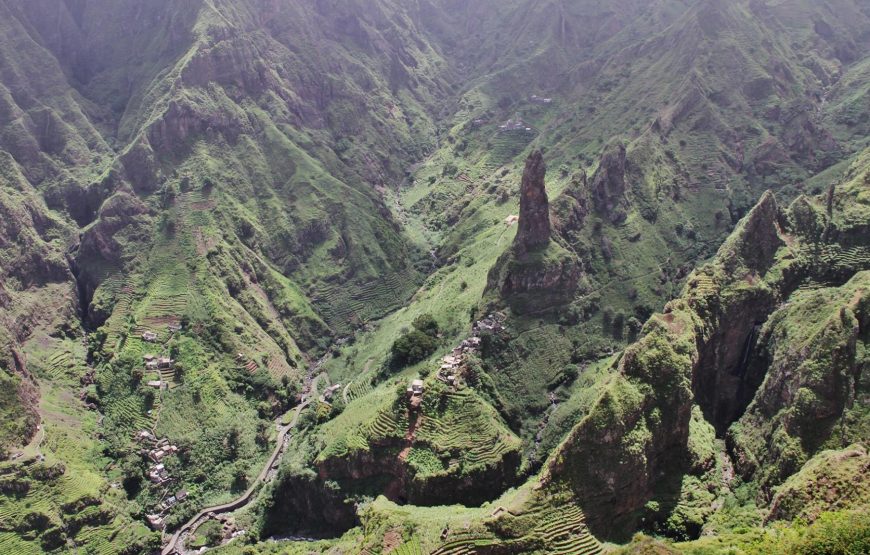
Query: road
161,400,309,555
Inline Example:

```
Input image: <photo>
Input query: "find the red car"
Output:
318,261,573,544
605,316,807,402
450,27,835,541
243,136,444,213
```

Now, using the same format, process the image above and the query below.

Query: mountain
0,1,867,554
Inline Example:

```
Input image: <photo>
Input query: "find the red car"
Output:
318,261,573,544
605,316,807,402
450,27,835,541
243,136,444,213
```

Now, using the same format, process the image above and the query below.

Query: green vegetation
0,1,868,553
391,314,442,366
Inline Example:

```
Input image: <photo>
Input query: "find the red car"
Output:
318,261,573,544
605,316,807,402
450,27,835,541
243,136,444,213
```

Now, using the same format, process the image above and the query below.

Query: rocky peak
514,150,551,254
591,142,628,223
721,190,784,274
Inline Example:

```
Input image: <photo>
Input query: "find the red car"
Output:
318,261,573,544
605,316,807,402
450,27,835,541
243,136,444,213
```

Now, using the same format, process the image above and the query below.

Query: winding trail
161,400,309,555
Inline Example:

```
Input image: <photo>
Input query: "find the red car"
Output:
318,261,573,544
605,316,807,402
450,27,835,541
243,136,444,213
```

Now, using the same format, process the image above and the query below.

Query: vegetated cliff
0,156,80,456
312,379,522,508
766,443,870,524
542,148,870,540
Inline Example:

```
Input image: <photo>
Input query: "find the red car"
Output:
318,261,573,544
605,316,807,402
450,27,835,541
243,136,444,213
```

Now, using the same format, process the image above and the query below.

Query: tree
563,364,580,383
225,426,241,460
206,523,224,546
412,313,440,336
173,362,185,382
391,330,438,366
231,464,248,493
612,311,626,339
390,314,441,367
120,455,144,498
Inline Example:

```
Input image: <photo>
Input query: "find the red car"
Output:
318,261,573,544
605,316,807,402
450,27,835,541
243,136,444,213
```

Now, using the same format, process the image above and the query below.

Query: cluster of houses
529,94,553,105
141,322,182,343
406,379,424,397
135,430,189,530
134,430,179,486
142,354,173,389
143,354,173,370
472,313,505,336
406,379,425,409
146,489,189,530
499,114,533,133
416,313,507,394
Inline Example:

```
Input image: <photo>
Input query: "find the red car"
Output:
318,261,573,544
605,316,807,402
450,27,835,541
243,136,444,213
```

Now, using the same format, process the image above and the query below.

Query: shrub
612,311,626,339
563,364,580,383
412,313,440,336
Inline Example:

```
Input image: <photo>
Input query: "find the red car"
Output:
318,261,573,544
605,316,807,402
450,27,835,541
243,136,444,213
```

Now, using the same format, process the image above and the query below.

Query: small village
133,324,186,531
407,313,506,406
499,113,534,133
133,428,187,530
142,351,174,390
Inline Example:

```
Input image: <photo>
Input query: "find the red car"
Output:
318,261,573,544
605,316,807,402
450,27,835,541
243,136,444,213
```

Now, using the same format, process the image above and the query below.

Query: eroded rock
514,150,551,254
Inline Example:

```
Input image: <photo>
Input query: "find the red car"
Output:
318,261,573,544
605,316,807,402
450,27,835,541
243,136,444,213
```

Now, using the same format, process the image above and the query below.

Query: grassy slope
0,1,868,553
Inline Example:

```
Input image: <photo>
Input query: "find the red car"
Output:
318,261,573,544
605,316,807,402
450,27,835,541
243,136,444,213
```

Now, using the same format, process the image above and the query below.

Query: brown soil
382,529,402,553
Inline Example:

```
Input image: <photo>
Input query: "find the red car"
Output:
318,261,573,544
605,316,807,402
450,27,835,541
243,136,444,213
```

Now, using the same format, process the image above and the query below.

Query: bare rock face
591,142,628,223
514,150,551,254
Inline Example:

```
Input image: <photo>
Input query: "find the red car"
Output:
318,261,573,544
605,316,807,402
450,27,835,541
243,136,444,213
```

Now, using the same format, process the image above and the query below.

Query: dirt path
161,400,309,555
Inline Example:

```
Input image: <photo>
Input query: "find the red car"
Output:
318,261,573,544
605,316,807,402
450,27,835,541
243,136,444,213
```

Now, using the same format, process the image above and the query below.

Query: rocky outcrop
0,350,40,459
543,155,870,539
493,246,582,301
255,468,359,539
591,142,628,223
692,192,785,434
73,190,151,326
77,190,151,265
722,191,784,273
514,150,551,254
543,310,697,540
486,151,581,312
315,442,521,507
727,273,869,500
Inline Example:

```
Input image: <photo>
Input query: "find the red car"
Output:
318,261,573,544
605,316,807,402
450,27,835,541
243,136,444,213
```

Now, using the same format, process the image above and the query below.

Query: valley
0,1,868,554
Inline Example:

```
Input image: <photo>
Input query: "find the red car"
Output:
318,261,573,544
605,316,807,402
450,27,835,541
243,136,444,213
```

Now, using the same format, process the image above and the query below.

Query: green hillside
0,1,867,554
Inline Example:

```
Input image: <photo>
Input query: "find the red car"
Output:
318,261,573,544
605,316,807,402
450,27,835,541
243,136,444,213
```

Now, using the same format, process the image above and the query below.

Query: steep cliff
543,148,870,540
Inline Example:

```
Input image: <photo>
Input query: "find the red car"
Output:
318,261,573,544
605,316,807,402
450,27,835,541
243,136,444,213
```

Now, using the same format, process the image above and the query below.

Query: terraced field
425,497,601,555
527,504,599,555
105,395,156,433
484,131,535,171
314,268,418,333
0,460,116,554
101,282,137,350
23,337,88,385
686,272,717,297
525,327,574,383
345,375,374,403
394,538,425,555
71,519,154,555
430,535,496,555
366,405,410,442
0,533,43,555
415,388,520,472
811,244,870,274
